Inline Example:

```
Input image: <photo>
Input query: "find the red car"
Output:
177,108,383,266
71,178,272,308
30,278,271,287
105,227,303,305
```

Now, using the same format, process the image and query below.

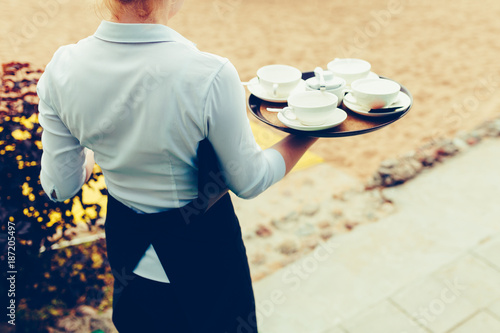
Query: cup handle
272,83,279,97
343,92,360,106
342,88,352,95
343,89,356,101
280,107,297,122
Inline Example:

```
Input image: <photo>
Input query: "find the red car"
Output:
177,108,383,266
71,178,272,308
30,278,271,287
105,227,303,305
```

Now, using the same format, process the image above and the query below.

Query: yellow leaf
11,129,31,140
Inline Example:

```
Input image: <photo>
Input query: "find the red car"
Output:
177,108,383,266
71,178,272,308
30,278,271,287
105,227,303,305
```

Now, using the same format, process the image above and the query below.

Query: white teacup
347,78,401,109
257,65,302,98
327,58,371,85
281,91,338,126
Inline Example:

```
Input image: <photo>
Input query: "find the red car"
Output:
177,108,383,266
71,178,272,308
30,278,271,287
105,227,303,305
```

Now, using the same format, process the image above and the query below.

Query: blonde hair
97,0,173,21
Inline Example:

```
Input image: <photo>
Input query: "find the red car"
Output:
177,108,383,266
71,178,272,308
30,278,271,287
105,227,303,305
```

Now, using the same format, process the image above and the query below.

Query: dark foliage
0,62,111,330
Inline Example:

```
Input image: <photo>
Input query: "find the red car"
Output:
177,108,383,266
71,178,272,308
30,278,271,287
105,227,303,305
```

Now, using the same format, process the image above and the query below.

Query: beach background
2,0,500,331
2,0,500,179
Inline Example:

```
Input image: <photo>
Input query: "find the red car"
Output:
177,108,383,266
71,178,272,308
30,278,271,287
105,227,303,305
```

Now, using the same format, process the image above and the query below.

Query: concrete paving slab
254,139,500,333
449,311,500,333
391,275,477,333
321,327,348,333
341,300,427,333
487,298,500,320
473,233,500,271
433,254,500,309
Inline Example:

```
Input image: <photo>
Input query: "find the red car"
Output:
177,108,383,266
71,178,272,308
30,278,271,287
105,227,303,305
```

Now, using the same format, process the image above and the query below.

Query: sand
2,0,500,179
3,4,500,324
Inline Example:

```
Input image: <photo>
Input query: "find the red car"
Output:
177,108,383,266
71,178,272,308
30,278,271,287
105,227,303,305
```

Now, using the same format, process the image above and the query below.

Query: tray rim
247,72,413,138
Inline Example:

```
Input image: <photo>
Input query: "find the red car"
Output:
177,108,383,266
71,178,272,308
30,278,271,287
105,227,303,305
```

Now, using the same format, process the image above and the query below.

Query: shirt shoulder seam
201,59,230,138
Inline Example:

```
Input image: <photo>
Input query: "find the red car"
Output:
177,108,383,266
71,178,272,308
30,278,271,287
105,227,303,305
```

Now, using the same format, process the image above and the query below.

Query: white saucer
343,91,411,117
247,77,307,103
277,108,347,131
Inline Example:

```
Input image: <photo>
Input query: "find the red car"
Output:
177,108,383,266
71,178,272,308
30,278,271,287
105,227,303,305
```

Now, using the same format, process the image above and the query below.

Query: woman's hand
84,149,95,183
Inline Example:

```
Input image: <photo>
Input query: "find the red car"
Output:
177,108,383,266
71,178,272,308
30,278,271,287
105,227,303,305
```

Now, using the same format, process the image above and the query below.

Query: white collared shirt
37,21,286,283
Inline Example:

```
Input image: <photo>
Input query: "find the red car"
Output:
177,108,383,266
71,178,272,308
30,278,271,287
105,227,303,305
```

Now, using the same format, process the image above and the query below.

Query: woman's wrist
272,134,319,175
84,149,95,183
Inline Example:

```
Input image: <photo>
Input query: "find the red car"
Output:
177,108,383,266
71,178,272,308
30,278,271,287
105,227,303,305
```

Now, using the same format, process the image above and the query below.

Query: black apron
104,140,258,333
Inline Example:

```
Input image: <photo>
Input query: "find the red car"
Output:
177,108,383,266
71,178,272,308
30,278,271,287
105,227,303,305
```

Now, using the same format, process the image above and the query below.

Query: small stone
316,220,331,229
383,176,396,186
415,146,439,166
56,315,86,333
63,228,78,240
452,137,468,150
466,136,480,145
331,208,344,219
408,158,424,173
378,166,393,176
332,193,342,200
277,239,299,255
250,253,267,266
471,128,487,138
255,225,272,238
89,316,114,333
366,174,383,189
243,233,254,241
95,218,106,229
379,202,395,215
395,162,418,181
486,120,500,136
436,139,459,156
341,190,357,201
284,211,300,221
345,221,359,231
303,237,320,249
302,203,320,216
251,271,267,281
320,230,333,240
295,223,315,237
379,158,419,186
493,119,500,129
272,211,299,231
75,305,97,317
380,158,399,168
401,150,416,159
378,156,422,184
365,212,377,221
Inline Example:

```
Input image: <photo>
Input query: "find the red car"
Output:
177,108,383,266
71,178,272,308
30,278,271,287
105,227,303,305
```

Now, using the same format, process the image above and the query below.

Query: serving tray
247,72,413,137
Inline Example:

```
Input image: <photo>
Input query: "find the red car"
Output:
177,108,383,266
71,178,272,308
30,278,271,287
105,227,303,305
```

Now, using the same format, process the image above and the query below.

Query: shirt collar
94,20,195,46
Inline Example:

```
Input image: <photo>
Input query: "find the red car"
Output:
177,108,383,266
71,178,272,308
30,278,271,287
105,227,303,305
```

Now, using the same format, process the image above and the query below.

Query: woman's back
38,21,284,212
37,2,319,330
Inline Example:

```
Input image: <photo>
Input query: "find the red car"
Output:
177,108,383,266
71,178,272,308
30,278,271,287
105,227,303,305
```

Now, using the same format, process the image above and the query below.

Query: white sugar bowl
305,70,346,106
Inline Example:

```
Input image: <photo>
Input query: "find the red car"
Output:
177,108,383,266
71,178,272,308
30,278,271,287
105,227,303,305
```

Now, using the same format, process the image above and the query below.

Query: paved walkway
253,138,500,333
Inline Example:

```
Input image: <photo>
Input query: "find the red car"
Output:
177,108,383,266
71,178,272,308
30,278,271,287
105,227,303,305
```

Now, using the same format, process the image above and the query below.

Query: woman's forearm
271,135,319,175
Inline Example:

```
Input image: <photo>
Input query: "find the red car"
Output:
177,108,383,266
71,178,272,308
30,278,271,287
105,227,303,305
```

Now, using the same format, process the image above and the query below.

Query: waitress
37,0,318,332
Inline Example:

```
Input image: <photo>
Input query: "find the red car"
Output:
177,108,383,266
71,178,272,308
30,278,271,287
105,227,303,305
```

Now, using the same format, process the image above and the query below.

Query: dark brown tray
247,72,413,137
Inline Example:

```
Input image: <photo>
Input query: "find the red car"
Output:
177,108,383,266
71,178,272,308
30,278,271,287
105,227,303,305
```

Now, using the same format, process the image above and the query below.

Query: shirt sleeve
204,61,286,199
37,71,87,202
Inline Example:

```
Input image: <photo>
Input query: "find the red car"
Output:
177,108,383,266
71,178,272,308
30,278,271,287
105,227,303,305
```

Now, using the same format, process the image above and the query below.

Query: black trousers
105,193,258,333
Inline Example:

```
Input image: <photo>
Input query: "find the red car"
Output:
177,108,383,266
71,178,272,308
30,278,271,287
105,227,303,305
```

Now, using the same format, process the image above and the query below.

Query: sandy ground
2,0,500,180
4,0,500,281
3,3,500,328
